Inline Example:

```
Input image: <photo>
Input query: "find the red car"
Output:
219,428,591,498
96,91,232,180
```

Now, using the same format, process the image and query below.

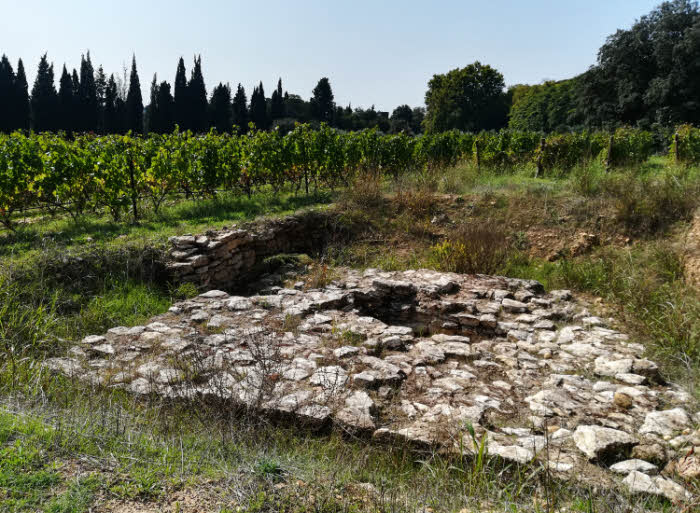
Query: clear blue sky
2,0,660,112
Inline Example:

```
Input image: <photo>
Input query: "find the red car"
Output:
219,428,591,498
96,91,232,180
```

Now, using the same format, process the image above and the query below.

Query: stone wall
166,209,341,291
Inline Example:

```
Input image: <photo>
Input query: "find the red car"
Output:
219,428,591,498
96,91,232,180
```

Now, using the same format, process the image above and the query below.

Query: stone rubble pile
47,268,698,502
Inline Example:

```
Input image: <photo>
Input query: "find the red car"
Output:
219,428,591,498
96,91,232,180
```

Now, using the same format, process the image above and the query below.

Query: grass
1,189,334,262
0,156,699,511
0,389,673,513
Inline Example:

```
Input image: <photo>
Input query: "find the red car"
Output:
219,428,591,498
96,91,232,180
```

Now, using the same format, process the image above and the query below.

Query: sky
1,0,661,113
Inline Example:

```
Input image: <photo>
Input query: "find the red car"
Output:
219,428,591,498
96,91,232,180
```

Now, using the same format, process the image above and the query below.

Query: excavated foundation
47,267,699,502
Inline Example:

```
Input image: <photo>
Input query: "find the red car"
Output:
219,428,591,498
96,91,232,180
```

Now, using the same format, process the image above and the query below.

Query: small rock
609,459,658,475
82,335,106,345
615,373,647,385
613,391,633,409
501,298,528,313
573,425,637,461
639,408,692,437
631,444,669,466
594,357,633,377
334,346,361,359
622,471,690,502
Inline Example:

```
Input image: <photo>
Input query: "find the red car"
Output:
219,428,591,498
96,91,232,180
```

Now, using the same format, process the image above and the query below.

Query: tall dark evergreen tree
71,68,80,117
146,74,159,134
125,55,143,133
155,81,175,133
0,55,15,132
310,77,335,124
188,56,208,132
232,83,248,132
209,83,232,133
57,65,75,132
30,54,57,132
174,57,189,130
249,82,268,129
78,52,98,132
95,65,107,133
270,78,285,120
13,59,30,130
104,74,119,133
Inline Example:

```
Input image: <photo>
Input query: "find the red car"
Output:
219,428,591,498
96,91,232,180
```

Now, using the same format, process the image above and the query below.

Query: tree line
507,0,700,132
422,0,700,135
0,52,426,136
2,1,697,137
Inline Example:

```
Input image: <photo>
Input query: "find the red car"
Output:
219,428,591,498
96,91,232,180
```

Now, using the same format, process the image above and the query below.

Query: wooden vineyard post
605,133,614,173
536,137,546,178
475,140,481,171
674,132,680,165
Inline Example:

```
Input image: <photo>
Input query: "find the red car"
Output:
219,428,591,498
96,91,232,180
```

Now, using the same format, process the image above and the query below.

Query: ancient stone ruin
46,216,699,503
166,210,339,291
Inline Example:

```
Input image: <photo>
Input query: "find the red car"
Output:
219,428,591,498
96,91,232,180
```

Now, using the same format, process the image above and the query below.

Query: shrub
429,221,510,274
602,169,699,234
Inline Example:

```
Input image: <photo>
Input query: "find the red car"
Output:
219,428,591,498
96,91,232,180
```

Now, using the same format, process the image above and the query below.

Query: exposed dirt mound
684,209,700,289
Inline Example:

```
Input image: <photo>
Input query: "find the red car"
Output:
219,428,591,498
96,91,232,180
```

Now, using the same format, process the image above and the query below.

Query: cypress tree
14,59,30,131
30,54,57,132
57,65,74,133
209,82,232,133
0,55,15,132
250,81,268,129
125,55,143,133
232,83,248,133
188,55,208,132
270,78,285,121
78,52,98,132
155,81,174,133
104,74,118,133
95,65,107,133
71,68,80,113
174,57,188,130
146,74,159,133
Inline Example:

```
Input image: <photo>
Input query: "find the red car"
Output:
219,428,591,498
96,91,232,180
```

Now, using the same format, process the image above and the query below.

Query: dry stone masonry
48,268,699,503
166,210,338,291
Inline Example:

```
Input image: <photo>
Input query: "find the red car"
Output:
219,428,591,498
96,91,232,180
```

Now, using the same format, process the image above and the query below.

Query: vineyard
1,123,698,230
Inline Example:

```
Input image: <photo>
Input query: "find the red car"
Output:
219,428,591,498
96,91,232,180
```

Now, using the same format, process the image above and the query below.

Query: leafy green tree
174,57,189,130
189,55,208,132
390,104,413,133
578,0,700,127
424,62,508,133
125,55,143,133
30,54,58,132
411,107,425,134
209,82,232,133
0,55,15,132
232,83,248,132
249,82,268,129
310,77,334,124
78,52,98,132
270,78,285,120
57,65,74,132
284,93,312,123
508,79,580,131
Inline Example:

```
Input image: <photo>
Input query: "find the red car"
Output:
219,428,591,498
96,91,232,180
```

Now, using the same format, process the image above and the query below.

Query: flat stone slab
45,268,697,501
